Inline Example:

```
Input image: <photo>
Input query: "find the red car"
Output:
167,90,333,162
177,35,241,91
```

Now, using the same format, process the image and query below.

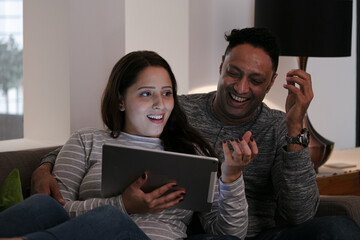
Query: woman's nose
152,94,164,110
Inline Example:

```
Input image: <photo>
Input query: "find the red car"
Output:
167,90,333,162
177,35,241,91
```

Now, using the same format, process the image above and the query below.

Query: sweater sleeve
40,147,61,165
272,125,320,225
52,131,128,218
198,175,248,240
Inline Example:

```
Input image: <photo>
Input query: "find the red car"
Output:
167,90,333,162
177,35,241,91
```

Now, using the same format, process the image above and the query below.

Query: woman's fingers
123,173,185,214
221,132,258,183
227,137,252,165
143,183,185,212
249,136,258,159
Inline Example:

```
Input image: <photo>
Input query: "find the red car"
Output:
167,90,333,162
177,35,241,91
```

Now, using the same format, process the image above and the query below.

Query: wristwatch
286,128,310,147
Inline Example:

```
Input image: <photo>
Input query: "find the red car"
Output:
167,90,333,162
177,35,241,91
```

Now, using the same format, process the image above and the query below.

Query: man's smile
230,92,248,103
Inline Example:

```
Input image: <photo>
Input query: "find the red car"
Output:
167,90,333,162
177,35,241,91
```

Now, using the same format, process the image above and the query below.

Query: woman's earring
119,103,125,111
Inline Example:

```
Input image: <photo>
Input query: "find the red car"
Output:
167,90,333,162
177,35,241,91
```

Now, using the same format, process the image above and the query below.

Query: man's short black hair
224,27,280,74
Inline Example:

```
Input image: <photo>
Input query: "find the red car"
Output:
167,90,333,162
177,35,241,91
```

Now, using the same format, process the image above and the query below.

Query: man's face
213,44,277,125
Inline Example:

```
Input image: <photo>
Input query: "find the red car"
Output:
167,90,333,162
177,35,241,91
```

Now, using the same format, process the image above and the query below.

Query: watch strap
286,128,310,147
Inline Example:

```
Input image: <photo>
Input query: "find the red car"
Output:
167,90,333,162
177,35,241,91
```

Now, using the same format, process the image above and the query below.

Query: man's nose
234,77,250,93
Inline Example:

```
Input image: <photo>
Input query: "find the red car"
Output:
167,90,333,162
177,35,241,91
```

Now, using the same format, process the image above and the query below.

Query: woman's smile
147,113,164,123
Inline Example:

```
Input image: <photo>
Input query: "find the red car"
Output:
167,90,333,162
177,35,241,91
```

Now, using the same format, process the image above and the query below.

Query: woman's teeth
230,93,247,102
148,114,163,120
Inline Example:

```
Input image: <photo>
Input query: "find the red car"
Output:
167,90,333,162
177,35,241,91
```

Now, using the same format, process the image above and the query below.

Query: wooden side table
316,170,360,195
316,147,360,196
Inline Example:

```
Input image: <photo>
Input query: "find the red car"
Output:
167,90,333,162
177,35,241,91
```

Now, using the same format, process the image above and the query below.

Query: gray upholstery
1,146,359,229
315,195,360,226
0,146,60,198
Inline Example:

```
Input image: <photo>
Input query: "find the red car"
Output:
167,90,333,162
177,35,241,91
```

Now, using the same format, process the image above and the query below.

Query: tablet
101,143,219,212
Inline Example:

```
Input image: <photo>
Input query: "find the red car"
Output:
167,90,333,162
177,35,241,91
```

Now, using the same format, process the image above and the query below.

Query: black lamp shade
255,0,353,57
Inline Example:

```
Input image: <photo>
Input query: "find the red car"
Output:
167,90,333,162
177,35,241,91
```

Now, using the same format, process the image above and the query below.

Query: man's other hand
30,163,65,205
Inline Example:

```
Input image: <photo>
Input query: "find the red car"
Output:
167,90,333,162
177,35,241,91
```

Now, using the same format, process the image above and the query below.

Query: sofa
1,146,360,231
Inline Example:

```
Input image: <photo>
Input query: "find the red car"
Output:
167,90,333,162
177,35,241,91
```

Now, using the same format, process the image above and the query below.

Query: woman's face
120,66,174,138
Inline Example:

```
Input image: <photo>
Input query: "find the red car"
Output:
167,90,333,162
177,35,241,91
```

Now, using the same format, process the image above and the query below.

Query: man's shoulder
179,91,214,103
178,92,213,111
178,92,215,121
262,103,285,116
259,103,286,124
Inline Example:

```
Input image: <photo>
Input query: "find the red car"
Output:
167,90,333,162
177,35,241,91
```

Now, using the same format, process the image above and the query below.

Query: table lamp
254,0,353,171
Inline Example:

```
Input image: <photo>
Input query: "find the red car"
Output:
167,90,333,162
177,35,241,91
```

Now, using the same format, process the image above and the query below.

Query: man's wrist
286,123,303,137
39,162,54,172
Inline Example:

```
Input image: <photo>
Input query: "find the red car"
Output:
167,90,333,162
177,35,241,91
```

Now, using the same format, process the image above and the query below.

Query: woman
3,51,257,240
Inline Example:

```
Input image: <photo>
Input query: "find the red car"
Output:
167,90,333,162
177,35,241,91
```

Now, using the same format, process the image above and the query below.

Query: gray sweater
178,92,319,237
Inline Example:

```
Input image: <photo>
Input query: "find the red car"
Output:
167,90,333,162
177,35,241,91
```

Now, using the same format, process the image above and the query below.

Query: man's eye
227,71,240,78
250,78,262,85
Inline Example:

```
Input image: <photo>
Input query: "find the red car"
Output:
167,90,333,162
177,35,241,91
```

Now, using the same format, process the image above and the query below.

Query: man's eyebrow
249,72,264,77
229,64,264,78
228,64,242,72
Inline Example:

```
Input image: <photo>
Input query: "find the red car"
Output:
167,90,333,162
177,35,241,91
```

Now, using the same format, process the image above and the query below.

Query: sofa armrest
0,146,60,198
316,195,360,227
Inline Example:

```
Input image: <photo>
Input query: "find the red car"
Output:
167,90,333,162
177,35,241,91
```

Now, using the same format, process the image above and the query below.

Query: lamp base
297,56,335,172
303,113,334,172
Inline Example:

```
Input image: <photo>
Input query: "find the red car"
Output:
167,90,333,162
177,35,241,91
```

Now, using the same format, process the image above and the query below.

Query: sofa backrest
0,146,60,198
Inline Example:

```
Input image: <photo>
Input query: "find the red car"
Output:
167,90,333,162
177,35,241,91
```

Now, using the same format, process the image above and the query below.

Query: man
31,28,360,239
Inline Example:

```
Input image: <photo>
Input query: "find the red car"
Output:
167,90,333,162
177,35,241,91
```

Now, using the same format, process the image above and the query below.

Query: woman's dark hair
224,27,280,74
101,50,216,158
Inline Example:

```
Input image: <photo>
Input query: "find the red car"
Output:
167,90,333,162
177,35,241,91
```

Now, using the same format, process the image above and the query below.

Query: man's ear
266,73,278,93
219,55,225,75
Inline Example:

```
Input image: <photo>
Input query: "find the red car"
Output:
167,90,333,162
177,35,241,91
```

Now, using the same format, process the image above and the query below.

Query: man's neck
212,99,253,126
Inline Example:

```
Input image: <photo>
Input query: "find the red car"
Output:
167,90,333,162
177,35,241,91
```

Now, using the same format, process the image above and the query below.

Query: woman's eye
140,92,151,97
163,91,173,97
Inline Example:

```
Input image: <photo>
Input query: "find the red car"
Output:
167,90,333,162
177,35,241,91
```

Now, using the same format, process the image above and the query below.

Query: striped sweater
52,130,248,240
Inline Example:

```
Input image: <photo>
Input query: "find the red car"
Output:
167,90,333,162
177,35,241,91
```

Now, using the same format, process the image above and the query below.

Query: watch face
301,128,310,146
286,128,310,147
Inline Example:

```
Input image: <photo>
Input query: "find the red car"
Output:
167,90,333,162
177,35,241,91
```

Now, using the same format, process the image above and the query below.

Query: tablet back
101,144,219,212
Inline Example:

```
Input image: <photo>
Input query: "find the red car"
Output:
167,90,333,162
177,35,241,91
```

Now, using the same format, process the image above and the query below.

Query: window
0,0,23,140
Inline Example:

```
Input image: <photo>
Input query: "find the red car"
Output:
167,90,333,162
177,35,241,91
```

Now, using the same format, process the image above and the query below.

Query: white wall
125,0,189,94
68,0,125,132
0,0,356,151
22,1,70,147
189,0,255,91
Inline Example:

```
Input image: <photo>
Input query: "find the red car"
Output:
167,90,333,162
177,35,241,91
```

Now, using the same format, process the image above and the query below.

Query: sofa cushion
0,168,23,211
317,195,360,227
0,146,60,198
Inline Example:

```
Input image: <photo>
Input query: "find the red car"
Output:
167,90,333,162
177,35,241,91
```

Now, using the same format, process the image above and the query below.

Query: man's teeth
230,93,247,102
148,115,163,120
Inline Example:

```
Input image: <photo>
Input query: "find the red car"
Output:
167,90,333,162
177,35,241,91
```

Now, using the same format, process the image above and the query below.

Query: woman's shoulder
71,128,111,139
